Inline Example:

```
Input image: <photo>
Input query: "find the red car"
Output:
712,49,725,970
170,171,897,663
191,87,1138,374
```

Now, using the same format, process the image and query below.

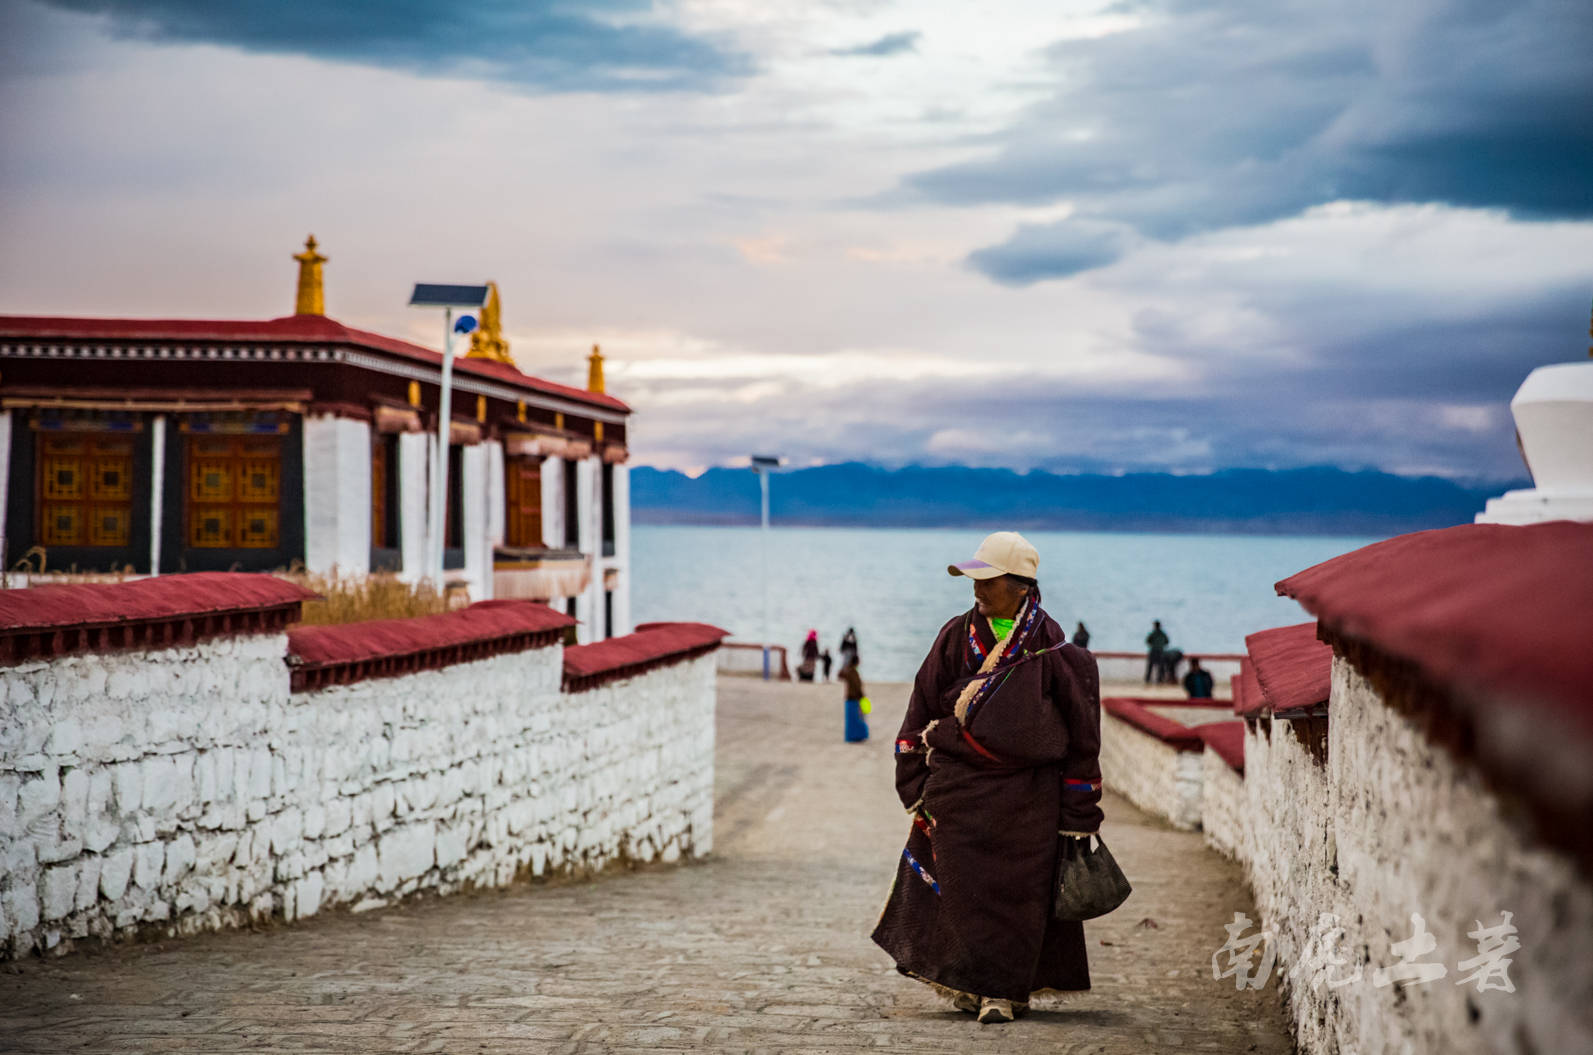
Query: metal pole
760,468,771,680
430,307,456,584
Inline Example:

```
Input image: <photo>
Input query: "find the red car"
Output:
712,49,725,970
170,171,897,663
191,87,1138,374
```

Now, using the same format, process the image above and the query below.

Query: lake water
631,525,1378,683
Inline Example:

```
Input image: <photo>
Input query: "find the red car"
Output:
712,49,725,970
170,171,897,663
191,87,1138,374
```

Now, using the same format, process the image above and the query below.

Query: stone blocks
2,630,716,960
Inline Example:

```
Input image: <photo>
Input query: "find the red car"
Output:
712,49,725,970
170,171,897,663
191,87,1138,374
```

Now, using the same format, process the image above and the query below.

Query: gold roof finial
292,234,327,316
467,281,512,364
587,343,606,394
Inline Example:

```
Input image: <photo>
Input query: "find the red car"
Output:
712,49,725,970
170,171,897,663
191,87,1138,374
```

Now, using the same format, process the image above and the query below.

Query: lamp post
750,455,783,679
408,283,491,586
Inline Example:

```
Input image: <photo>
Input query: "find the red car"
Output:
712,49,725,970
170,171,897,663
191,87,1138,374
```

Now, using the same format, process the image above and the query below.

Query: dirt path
0,676,1291,1053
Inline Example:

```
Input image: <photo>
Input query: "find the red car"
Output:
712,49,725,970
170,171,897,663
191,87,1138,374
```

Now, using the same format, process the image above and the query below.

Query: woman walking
840,655,868,742
871,531,1103,1024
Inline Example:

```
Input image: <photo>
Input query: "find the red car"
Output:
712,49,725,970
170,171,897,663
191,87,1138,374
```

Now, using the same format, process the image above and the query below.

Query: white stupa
1476,304,1593,524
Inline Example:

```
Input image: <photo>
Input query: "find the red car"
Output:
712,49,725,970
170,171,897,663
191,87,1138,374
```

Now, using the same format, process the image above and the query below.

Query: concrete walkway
1,677,1291,1053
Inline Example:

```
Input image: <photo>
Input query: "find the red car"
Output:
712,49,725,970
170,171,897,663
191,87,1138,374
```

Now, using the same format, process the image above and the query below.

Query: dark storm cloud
628,278,1585,481
829,31,919,58
903,0,1593,282
967,219,1135,282
36,0,749,92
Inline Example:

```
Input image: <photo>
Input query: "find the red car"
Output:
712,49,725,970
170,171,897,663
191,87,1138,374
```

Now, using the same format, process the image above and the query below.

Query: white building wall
0,637,719,959
610,462,632,637
575,456,599,644
301,415,372,577
396,431,429,584
485,440,506,549
460,443,490,600
540,455,564,553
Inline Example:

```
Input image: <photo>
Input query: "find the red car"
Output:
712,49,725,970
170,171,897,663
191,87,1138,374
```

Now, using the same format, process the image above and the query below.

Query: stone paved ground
1,677,1292,1054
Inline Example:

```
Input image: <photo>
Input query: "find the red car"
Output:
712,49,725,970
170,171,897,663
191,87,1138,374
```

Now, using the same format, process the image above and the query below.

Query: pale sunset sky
1,0,1589,480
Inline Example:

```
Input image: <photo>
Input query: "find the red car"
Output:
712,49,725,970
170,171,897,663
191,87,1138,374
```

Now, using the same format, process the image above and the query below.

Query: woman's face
973,575,1029,620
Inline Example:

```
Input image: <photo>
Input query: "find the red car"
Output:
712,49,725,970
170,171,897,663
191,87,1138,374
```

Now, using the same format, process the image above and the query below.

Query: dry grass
283,570,453,626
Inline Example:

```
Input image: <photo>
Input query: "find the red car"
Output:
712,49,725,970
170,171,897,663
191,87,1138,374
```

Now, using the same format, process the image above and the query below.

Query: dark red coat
871,607,1104,1002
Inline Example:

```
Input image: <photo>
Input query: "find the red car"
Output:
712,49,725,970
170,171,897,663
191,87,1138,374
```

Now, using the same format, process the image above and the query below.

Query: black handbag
1052,834,1132,921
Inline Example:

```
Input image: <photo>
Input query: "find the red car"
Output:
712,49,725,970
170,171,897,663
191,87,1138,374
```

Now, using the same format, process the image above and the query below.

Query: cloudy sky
2,0,1589,481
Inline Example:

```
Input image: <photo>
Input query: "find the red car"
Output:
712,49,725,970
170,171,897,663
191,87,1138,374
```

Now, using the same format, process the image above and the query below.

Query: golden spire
292,235,327,316
467,280,512,364
587,343,606,394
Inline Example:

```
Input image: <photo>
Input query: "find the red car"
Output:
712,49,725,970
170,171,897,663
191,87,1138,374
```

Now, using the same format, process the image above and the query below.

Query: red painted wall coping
1092,651,1246,662
287,600,573,690
0,573,317,664
563,621,729,692
1116,695,1235,709
1196,720,1246,773
1232,657,1265,717
1243,621,1332,717
1278,521,1593,731
1103,697,1204,751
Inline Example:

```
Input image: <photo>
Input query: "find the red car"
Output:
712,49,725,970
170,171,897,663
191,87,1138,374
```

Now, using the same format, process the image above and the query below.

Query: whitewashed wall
397,431,429,584
1199,747,1244,859
0,635,718,959
302,415,373,577
1234,659,1593,1055
1100,713,1202,829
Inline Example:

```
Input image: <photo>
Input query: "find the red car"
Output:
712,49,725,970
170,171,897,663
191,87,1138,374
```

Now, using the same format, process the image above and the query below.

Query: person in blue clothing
1183,657,1215,699
841,655,869,742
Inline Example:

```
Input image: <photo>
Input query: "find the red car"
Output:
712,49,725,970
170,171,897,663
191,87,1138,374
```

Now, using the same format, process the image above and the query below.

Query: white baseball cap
947,531,1039,580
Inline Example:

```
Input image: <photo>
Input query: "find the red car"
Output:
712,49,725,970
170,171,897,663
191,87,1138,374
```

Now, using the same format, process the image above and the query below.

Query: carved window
186,436,282,548
504,455,543,548
38,434,134,547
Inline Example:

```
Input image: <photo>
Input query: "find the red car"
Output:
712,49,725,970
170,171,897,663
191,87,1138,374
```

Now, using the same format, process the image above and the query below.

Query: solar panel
408,283,491,308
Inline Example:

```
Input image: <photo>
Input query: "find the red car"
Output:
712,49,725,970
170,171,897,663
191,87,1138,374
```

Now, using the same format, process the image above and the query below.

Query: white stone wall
1,636,718,959
302,415,373,577
1200,748,1244,860
1235,659,1593,1055
1100,713,1203,829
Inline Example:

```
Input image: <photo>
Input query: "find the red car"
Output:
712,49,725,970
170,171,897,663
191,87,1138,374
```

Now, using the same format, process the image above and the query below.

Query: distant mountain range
630,463,1525,535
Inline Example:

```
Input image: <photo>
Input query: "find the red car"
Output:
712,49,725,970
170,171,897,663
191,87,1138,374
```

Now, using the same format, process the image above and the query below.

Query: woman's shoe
977,997,1015,1024
951,992,980,1014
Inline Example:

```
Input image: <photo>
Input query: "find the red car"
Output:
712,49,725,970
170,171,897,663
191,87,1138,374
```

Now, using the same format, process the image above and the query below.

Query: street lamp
750,455,783,680
408,283,491,586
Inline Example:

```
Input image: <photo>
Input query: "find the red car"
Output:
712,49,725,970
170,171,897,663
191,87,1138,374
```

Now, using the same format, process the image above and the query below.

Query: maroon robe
871,607,1104,1003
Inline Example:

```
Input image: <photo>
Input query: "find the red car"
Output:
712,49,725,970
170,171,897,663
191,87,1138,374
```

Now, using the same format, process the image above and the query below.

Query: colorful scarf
952,590,1047,725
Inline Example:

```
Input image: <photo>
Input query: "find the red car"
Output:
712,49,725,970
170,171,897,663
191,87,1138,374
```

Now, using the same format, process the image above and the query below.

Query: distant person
1161,647,1184,685
1145,620,1169,683
821,648,834,681
839,627,859,668
873,530,1101,1024
1071,622,1091,649
841,655,868,742
799,629,819,682
1183,657,1214,699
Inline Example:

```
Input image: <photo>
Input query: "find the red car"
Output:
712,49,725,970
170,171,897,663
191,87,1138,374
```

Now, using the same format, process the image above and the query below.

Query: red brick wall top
563,621,729,693
0,572,317,665
1278,521,1593,726
1196,720,1246,773
287,600,573,692
1242,621,1332,717
1103,697,1204,752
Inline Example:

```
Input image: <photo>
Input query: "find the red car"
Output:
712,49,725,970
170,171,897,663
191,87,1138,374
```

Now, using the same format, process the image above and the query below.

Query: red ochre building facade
0,239,633,643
